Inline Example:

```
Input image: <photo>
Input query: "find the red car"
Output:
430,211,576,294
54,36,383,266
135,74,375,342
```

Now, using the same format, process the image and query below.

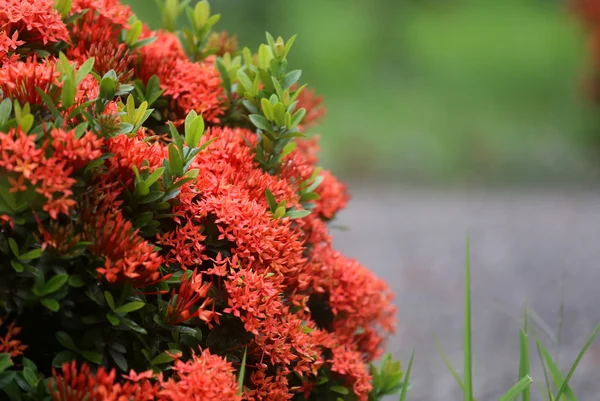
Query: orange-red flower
159,350,241,401
0,321,26,358
0,0,69,47
0,57,60,106
165,270,214,325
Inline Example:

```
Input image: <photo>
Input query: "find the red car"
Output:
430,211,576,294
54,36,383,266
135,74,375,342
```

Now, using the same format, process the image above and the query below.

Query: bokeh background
125,0,600,399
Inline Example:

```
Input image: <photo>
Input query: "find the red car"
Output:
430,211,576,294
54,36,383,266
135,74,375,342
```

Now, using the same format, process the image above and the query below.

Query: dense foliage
0,0,401,400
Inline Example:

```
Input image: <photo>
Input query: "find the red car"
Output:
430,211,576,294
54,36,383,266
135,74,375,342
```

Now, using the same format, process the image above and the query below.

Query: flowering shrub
0,0,401,400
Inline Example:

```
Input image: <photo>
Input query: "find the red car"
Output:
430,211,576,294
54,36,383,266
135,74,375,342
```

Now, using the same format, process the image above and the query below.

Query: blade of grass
519,329,530,401
464,236,473,401
434,335,466,391
537,339,577,401
555,271,567,364
498,375,533,401
399,349,415,401
237,347,247,396
554,323,600,401
535,338,555,401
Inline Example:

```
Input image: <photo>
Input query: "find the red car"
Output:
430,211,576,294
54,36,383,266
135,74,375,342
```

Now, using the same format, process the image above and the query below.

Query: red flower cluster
0,1,397,400
574,0,600,101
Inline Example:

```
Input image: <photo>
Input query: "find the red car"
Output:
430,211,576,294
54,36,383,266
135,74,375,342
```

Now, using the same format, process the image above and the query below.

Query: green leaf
56,332,77,352
399,350,415,401
237,348,247,395
41,298,59,312
280,142,296,160
52,351,77,368
18,114,34,133
81,351,102,365
10,261,24,273
537,339,577,401
22,367,38,389
273,205,286,219
186,115,205,148
151,350,181,365
8,238,18,257
68,275,86,288
286,209,310,219
236,70,253,90
0,99,12,125
39,273,69,296
145,167,165,187
291,108,306,128
99,74,116,100
519,329,530,401
265,189,277,212
61,78,76,108
498,375,533,401
126,20,143,47
0,354,13,374
249,114,273,133
434,336,467,393
106,313,120,326
168,144,183,176
282,69,302,90
76,57,95,84
109,349,128,372
115,301,145,314
330,385,349,395
464,236,473,401
104,291,115,311
555,323,600,401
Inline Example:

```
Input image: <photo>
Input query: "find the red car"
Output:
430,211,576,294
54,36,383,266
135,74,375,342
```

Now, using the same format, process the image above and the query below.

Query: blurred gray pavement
331,185,600,400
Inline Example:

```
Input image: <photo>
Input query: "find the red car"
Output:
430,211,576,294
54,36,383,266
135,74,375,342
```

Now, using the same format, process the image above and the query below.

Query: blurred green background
124,0,600,186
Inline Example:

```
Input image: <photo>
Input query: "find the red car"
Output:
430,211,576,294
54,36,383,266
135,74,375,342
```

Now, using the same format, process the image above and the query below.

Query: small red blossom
0,321,26,358
165,270,214,325
329,345,373,401
296,87,326,129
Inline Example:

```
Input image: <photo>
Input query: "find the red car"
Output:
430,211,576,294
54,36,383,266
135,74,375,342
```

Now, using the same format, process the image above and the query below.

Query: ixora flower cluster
0,0,402,400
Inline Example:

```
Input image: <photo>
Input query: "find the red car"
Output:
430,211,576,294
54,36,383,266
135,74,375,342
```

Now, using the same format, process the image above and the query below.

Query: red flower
136,28,188,84
71,0,132,29
245,369,293,401
329,345,373,401
158,350,241,401
0,0,69,47
0,321,26,358
160,58,225,124
0,57,60,106
165,269,214,325
68,11,133,80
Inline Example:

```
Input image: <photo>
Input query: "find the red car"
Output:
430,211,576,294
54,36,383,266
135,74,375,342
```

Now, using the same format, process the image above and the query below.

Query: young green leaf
399,350,415,401
249,114,273,133
238,347,247,395
76,57,95,84
519,329,530,401
104,291,116,311
0,354,13,374
265,189,277,212
41,298,60,312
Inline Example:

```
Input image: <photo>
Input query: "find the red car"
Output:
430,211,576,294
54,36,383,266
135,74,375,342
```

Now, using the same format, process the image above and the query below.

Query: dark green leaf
265,189,277,212
22,368,38,389
39,273,69,296
56,332,77,352
237,348,247,395
151,350,181,365
81,351,102,365
168,144,183,176
41,298,59,312
0,99,12,125
8,238,18,257
0,354,13,374
249,114,272,133
68,275,86,288
104,291,115,311
115,301,145,314
52,351,77,368
330,385,349,395
109,349,128,372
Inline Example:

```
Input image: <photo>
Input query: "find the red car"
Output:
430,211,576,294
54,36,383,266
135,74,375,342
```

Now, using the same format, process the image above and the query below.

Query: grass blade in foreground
554,323,600,401
434,335,466,392
399,350,415,401
237,347,247,395
537,339,577,401
498,375,533,401
519,329,531,401
464,237,473,401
